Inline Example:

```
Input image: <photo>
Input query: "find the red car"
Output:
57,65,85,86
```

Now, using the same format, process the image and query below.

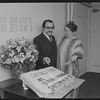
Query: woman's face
64,27,73,37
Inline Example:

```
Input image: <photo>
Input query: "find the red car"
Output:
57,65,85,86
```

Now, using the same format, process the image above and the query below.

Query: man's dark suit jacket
33,32,57,70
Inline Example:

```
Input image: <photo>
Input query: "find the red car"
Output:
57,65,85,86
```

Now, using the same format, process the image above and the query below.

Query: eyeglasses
45,26,55,30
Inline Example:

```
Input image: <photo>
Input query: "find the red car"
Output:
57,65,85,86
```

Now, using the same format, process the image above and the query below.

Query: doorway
89,9,100,73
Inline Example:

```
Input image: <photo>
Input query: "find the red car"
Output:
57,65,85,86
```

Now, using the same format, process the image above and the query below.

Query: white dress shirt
43,32,51,42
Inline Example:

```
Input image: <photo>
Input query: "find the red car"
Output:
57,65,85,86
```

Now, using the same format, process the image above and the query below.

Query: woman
57,21,83,98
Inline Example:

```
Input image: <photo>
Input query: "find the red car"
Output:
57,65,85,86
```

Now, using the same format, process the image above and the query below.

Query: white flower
19,38,26,46
14,56,20,63
16,46,21,52
31,55,34,59
1,54,4,58
26,51,31,58
11,58,15,63
11,40,17,48
9,50,15,57
33,49,37,53
20,57,26,63
8,45,12,48
20,53,25,57
4,58,12,64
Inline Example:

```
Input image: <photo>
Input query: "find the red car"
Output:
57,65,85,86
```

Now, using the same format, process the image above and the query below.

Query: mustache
47,31,52,33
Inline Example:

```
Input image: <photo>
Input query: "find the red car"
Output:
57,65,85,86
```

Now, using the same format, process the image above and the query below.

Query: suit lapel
41,33,53,45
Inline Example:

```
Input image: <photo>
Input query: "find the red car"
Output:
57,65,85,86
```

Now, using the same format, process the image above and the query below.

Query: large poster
0,16,32,32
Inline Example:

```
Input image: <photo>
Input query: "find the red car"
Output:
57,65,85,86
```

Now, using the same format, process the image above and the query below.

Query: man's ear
41,27,44,31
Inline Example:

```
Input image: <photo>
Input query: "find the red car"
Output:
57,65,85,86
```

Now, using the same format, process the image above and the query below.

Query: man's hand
43,57,51,65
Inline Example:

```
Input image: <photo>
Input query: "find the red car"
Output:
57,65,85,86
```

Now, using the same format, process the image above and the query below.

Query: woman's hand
71,55,77,61
65,55,77,65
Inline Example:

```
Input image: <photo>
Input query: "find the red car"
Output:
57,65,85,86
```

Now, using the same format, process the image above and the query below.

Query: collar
43,32,51,41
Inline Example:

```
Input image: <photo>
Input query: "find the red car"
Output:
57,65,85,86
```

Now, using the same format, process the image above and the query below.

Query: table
0,79,20,98
3,81,39,99
1,78,85,99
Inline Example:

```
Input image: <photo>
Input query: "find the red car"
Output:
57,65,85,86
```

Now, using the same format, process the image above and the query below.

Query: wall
52,3,66,39
89,9,100,73
0,3,66,82
73,3,89,76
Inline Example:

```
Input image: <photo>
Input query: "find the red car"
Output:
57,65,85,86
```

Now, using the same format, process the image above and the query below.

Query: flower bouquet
0,37,39,79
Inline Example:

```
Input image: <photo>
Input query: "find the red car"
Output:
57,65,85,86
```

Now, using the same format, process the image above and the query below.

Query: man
33,19,57,70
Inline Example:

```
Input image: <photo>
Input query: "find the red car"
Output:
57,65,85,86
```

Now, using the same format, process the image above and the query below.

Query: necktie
49,35,53,42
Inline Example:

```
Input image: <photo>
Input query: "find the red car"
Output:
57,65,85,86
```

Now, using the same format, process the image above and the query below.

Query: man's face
42,22,55,36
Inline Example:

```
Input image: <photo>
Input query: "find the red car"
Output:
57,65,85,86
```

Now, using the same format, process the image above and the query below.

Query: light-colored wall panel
0,3,66,82
73,3,88,76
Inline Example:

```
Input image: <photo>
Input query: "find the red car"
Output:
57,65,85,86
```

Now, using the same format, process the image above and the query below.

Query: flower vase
11,68,23,80
10,63,23,80
10,63,35,80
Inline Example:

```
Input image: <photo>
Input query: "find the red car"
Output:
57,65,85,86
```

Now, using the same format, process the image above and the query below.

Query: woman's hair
66,21,78,32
